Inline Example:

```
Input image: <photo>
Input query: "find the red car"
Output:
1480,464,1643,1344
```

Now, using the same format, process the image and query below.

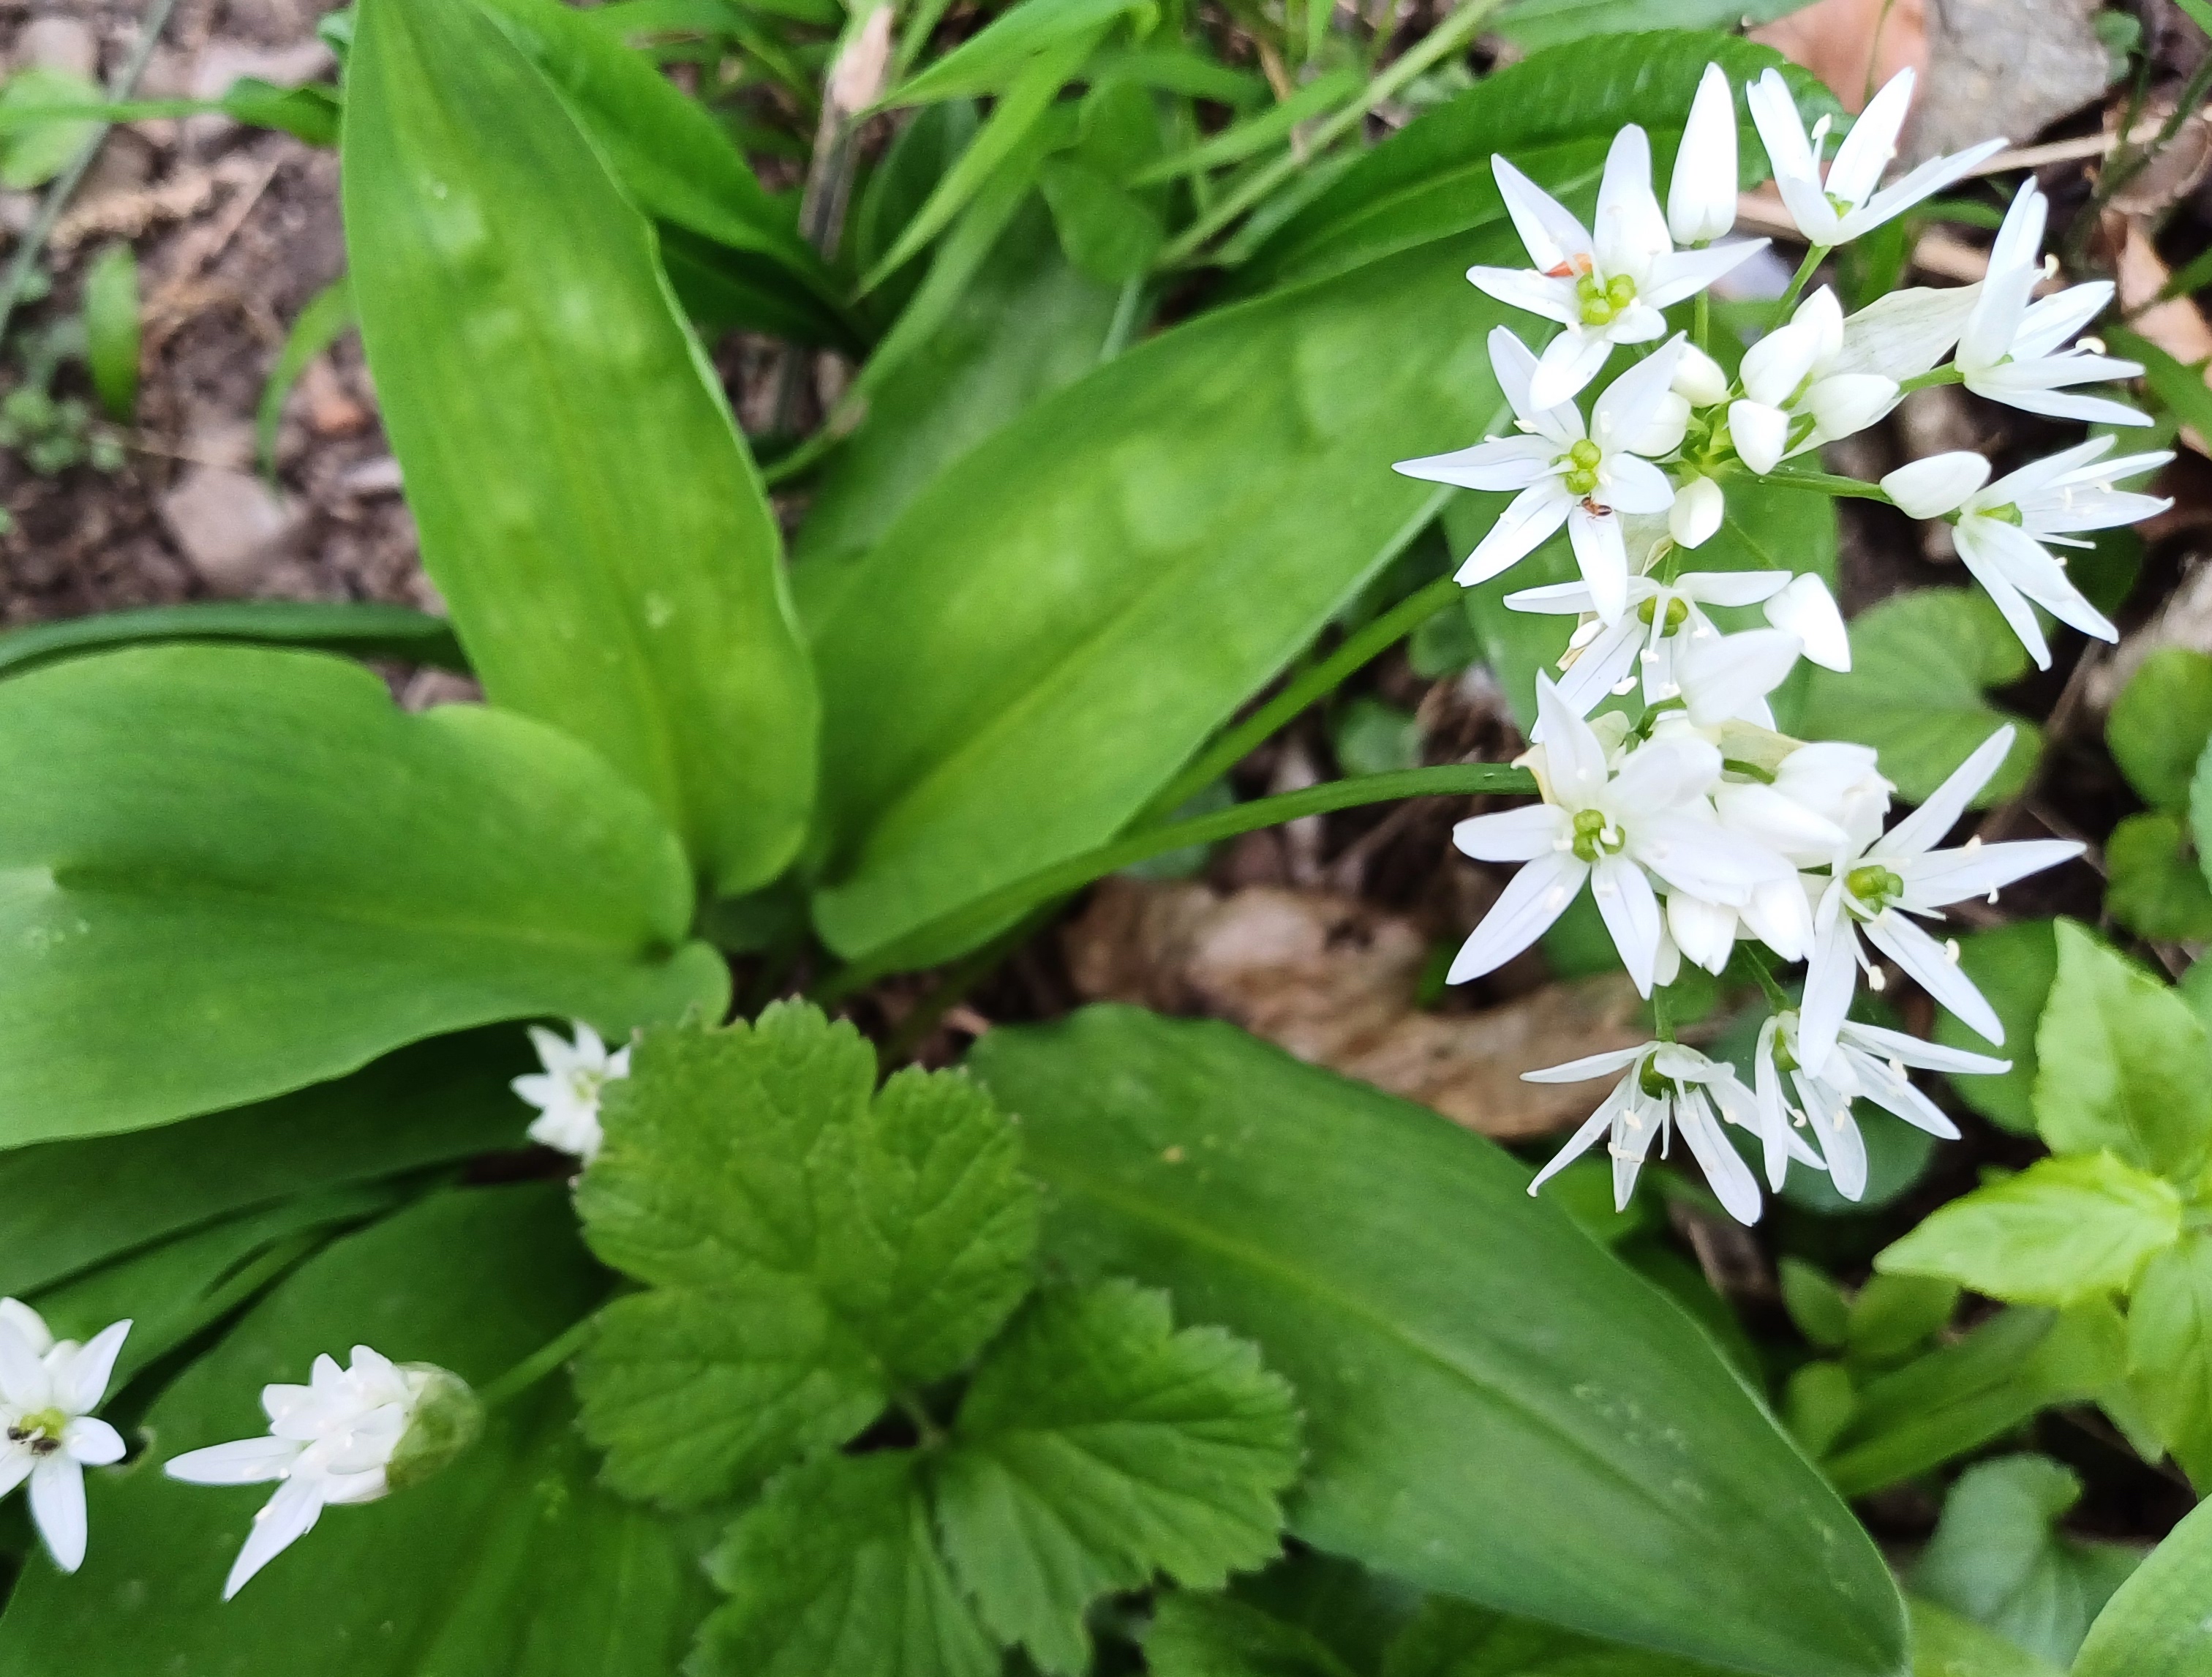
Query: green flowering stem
1773,242,1832,322
1898,364,1965,394
1757,465,1894,503
1733,942,1794,1013
476,1314,597,1412
814,761,1539,1002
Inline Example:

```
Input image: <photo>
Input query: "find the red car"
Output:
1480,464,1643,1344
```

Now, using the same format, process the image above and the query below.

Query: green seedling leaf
257,274,354,476
573,1005,1037,1507
1911,1455,2145,1669
2106,811,2212,942
936,1279,1301,1675
0,67,99,190
693,1452,997,1677
1039,154,1164,282
82,243,138,422
2108,647,2212,811
1799,589,2040,805
2034,920,2212,1182
0,1188,711,1674
1780,1257,1851,1351
2073,1492,2212,1676
346,0,820,896
971,1008,1908,1677
222,75,342,145
0,645,723,1145
890,0,1139,105
1935,921,2055,1134
2126,1231,2212,1489
1877,1153,2183,1307
1847,1273,1961,1365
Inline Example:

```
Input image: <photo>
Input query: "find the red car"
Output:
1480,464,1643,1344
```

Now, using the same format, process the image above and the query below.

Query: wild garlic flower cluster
1404,65,2162,1224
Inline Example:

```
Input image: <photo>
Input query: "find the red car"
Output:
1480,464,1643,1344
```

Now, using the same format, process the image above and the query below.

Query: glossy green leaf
256,275,354,476
968,1007,1907,1677
889,0,1138,105
2107,811,2212,941
345,0,819,896
0,1186,712,1674
1848,1275,1962,1366
935,1280,1301,1674
1911,1455,2144,1669
1494,0,1816,50
1876,1153,2183,1307
2072,1494,2212,1677
82,244,138,422
1039,154,1162,281
852,100,983,296
0,1029,527,1298
2126,1231,2212,1487
573,1006,1037,1507
1148,1592,1361,1677
1237,34,1836,293
0,645,725,1145
1824,1304,2126,1498
2108,647,2212,811
222,76,342,146
1908,1599,2067,1677
693,1452,998,1677
1934,922,2055,1135
0,597,462,679
1382,1598,1745,1676
2034,920,2212,1182
1780,1258,1851,1351
1799,590,2040,805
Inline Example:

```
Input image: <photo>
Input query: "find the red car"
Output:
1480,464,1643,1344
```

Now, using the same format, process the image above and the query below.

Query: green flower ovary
1980,503,2023,527
7,1408,65,1455
1636,594,1690,635
1560,438,1603,498
1844,863,1904,915
1638,1059,1679,1100
1569,806,1624,863
1575,270,1638,326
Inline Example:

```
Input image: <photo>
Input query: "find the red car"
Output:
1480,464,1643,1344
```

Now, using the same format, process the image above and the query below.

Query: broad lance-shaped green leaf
0,1186,712,1674
0,645,723,1147
573,1005,1037,1506
935,1280,1303,1674
968,1007,1908,1677
2108,646,2212,811
2125,1231,2212,1490
2073,1492,2212,1676
346,0,819,896
2034,920,2212,1183
694,1452,998,1677
1876,1153,2183,1308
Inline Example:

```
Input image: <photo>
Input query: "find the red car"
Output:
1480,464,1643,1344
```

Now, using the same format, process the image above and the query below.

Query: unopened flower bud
1669,476,1724,547
383,1365,482,1494
1668,63,1739,245
1670,343,1730,409
1629,391,1691,458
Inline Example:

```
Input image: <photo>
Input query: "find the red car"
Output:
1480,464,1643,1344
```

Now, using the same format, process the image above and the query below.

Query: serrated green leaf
1911,1455,2145,1668
2109,648,2212,810
0,645,723,1146
2072,1493,2212,1676
1876,1153,2183,1306
1935,922,2056,1134
971,1008,1908,1677
693,1452,998,1677
1147,1592,1361,1677
2034,921,2212,1182
2125,1230,2212,1489
2107,811,2212,941
1799,590,2040,804
935,1279,1301,1675
574,1005,1038,1506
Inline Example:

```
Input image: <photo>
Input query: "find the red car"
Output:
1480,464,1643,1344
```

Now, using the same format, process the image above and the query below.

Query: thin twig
0,0,181,349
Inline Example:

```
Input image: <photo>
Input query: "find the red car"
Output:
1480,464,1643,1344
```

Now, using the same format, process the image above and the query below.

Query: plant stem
1153,0,1501,269
0,0,180,349
1651,986,1675,1043
813,761,1537,1002
1772,244,1830,323
478,1314,596,1411
1756,465,1892,503
1736,943,1793,1012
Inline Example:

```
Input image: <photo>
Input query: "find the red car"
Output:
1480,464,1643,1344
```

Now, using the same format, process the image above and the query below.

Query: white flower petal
1566,503,1631,624
0,1302,52,1359
1797,908,1858,1076
1492,153,1593,276
1896,838,2084,911
1764,573,1851,671
1600,454,1676,515
1528,329,1617,413
1669,64,1739,244
1528,1078,1634,1196
1465,266,1579,328
1669,476,1725,547
1797,1075,1869,1202
1592,853,1663,994
1535,674,1611,803
1862,910,2004,1044
1456,481,1575,585
0,1321,50,1412
62,1417,124,1468
1524,1043,1655,1084
29,1456,86,1574
53,1321,129,1415
1951,529,2053,668
1666,891,1738,975
1678,1091,1764,1225
1825,68,1916,209
1393,433,1560,492
1850,137,2009,236
1445,851,1588,984
1837,1019,2007,1076
1594,123,1670,280
1881,451,1989,519
1728,400,1790,476
1452,803,1568,862
224,1477,327,1601
1874,727,2014,859
1831,284,1979,380
1644,239,1767,309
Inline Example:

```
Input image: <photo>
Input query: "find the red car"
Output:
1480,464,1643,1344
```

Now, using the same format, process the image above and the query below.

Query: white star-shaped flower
1467,124,1764,410
1745,67,2005,248
511,1021,631,1163
1728,288,1899,474
0,1299,129,1575
1396,330,1685,623
1798,727,2084,1074
1882,438,2170,668
1509,569,1798,720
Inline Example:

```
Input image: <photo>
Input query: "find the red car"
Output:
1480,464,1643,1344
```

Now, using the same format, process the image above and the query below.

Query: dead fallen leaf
1752,0,1928,116
2106,108,2212,217
1062,877,1647,1139
2115,217,2212,454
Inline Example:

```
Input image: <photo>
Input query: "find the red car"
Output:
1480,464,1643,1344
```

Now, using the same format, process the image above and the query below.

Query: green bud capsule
383,1365,483,1494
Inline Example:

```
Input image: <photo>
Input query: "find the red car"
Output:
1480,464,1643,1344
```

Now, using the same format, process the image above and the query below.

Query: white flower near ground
1396,331,1684,621
1881,439,2170,668
1755,1011,2003,1201
1508,569,1794,719
0,1302,128,1575
1727,288,1898,473
1797,728,2084,1074
1745,67,2006,248
511,1021,630,1163
1522,1040,1794,1225
1467,127,1762,410
1957,180,2148,427
166,1346,454,1599
1667,63,1740,245
1447,677,1792,994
